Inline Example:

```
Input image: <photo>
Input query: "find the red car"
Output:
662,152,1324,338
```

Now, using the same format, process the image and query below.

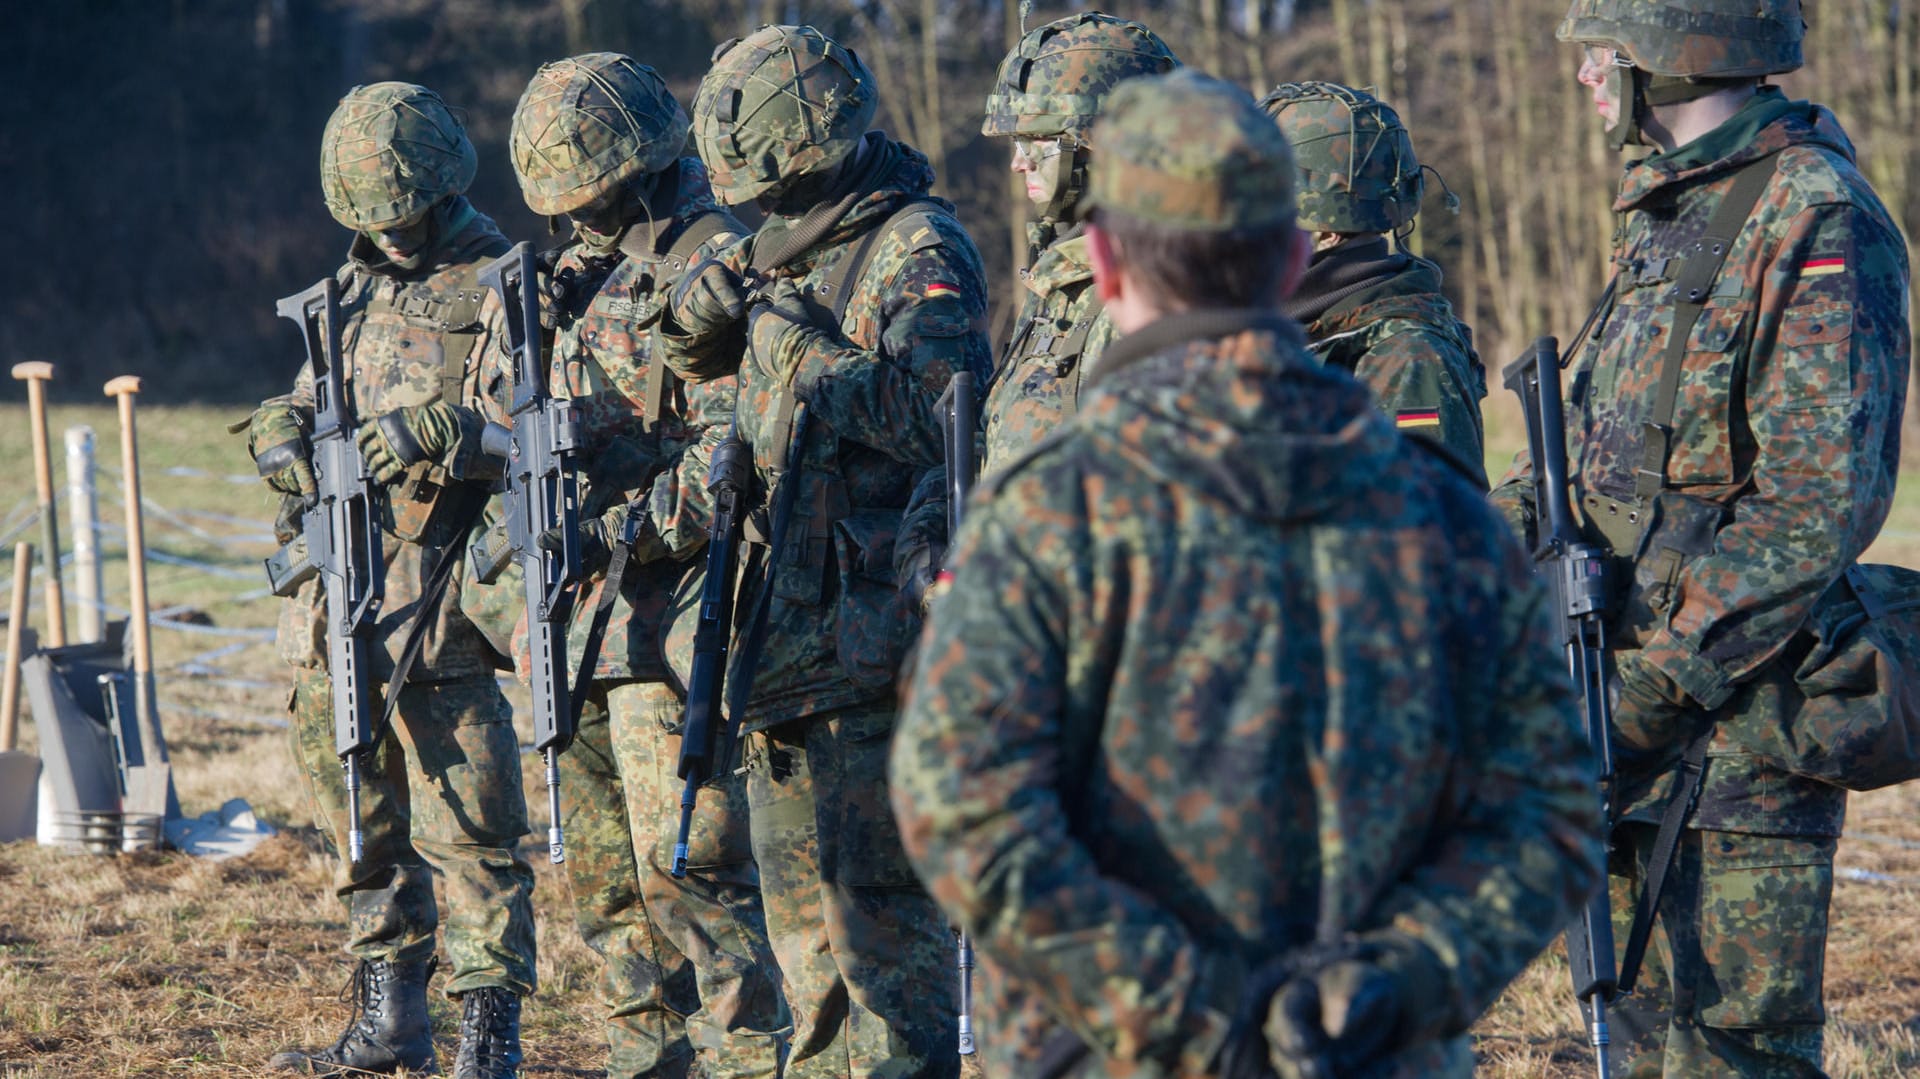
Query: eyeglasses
1582,45,1633,71
1011,134,1072,169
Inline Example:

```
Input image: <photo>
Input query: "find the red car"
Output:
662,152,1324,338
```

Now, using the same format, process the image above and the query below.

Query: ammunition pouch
829,510,919,689
1599,490,1730,650
382,461,480,548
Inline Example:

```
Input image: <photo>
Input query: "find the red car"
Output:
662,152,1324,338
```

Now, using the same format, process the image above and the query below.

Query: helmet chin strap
1606,66,1646,151
1028,145,1089,261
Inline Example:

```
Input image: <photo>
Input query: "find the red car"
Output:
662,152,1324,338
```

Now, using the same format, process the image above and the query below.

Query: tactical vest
342,254,492,548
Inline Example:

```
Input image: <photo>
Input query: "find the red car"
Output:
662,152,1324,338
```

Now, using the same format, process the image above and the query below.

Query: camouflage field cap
692,25,878,205
1259,82,1423,235
320,82,478,231
1557,0,1804,77
1082,70,1296,232
510,53,690,216
982,12,1178,140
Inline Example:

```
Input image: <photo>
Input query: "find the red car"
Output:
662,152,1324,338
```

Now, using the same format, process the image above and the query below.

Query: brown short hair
1091,208,1296,309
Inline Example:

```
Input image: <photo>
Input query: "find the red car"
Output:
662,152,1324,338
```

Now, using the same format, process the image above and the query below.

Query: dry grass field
0,402,1914,1077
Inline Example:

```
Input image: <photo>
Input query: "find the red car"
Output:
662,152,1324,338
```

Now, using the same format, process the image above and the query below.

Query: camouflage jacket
1295,244,1488,485
470,160,745,687
1490,91,1911,835
894,308,1602,1078
658,136,992,731
982,228,1118,475
271,201,511,683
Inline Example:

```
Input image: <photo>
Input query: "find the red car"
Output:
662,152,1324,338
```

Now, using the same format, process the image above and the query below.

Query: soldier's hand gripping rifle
474,240,584,865
265,278,386,864
934,369,978,1057
1505,336,1617,1079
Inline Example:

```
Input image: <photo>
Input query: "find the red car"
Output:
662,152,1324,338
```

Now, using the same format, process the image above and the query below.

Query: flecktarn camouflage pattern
981,12,1177,140
320,81,478,230
693,26,878,205
1556,0,1804,76
510,53,690,216
893,305,1602,1078
1491,82,1910,1075
1081,69,1296,230
1260,81,1426,235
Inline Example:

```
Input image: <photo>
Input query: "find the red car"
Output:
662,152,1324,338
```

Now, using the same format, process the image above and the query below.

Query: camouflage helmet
1556,0,1804,78
320,82,478,231
1259,82,1423,235
510,53,690,216
692,26,878,205
982,12,1178,141
1083,70,1296,232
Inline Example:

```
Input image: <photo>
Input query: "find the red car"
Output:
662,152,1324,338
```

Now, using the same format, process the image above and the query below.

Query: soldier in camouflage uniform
1492,2,1911,1074
978,12,1176,474
890,69,1604,1079
242,82,536,1079
1258,82,1487,484
488,52,787,1079
657,24,992,1079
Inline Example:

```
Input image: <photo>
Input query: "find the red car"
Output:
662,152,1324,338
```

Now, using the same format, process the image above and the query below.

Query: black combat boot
270,958,439,1075
451,986,523,1079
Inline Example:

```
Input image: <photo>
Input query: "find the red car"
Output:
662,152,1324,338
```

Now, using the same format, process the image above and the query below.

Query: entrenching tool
12,362,66,648
103,376,175,824
0,541,40,841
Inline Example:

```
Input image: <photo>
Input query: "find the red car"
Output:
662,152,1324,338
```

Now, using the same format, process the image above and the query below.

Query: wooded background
3,0,1915,447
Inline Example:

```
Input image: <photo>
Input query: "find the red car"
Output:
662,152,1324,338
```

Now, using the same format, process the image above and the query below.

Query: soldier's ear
1086,221,1123,306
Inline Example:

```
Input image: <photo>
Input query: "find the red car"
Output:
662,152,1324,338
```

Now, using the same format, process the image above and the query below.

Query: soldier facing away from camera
1259,81,1488,485
655,24,993,1079
241,82,536,1078
1493,1,1911,1074
890,68,1604,1079
487,52,789,1079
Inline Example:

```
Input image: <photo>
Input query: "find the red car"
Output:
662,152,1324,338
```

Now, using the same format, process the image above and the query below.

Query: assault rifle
672,400,811,879
474,240,584,865
266,278,386,864
1504,336,1617,1079
934,369,978,1057
670,429,751,878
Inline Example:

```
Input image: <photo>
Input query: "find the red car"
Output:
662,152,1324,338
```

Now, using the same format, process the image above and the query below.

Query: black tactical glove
1608,652,1698,757
538,500,653,578
355,401,475,485
747,278,828,388
1219,933,1451,1079
669,257,748,341
231,403,316,500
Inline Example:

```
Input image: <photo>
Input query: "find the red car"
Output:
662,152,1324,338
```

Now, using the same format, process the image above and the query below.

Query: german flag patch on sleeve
1395,409,1441,429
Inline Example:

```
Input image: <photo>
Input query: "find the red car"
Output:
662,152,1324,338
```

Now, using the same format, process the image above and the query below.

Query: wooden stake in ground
2,541,33,752
0,540,40,842
103,376,173,823
12,362,65,648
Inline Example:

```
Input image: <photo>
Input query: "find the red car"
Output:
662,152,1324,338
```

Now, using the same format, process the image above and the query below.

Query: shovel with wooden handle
0,541,42,842
103,376,174,826
13,363,65,648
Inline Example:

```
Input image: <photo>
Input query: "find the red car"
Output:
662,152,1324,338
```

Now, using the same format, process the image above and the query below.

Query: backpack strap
817,197,945,329
630,209,736,427
1632,152,1781,504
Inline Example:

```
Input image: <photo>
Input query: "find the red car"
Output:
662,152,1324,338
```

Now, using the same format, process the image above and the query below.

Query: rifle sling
1632,152,1780,503
371,531,467,744
568,522,635,725
1617,727,1712,995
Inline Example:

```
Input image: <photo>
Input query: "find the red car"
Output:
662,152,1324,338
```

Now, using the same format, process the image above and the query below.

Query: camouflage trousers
288,665,538,996
561,679,787,1079
1610,821,1836,1078
748,706,959,1079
